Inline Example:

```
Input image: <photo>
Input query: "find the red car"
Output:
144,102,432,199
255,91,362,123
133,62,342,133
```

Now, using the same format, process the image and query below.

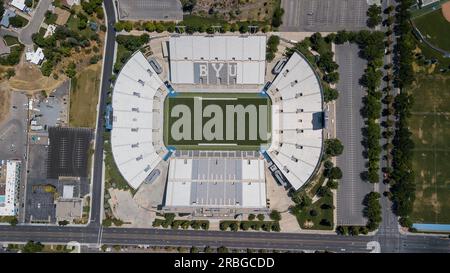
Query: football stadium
110,34,325,217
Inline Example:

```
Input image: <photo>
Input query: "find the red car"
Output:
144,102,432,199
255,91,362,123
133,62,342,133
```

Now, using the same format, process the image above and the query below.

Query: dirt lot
0,82,11,123
69,62,102,128
8,62,63,93
192,0,279,22
442,1,450,22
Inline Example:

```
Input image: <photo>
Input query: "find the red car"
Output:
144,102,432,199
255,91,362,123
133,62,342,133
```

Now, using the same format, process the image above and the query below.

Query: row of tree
116,18,276,34
266,35,280,62
219,220,281,232
286,33,340,102
364,192,382,231
390,0,416,229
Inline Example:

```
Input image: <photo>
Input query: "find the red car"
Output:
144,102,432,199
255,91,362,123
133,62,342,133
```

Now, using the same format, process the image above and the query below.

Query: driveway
19,0,52,45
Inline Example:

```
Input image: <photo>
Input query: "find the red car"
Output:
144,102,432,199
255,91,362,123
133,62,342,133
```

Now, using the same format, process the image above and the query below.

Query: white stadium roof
165,157,266,209
267,52,324,190
169,35,266,85
111,51,166,189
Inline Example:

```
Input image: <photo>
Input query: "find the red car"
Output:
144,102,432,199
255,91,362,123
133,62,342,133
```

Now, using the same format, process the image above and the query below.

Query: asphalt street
19,0,52,45
335,43,374,226
375,0,402,253
280,0,369,32
88,0,117,226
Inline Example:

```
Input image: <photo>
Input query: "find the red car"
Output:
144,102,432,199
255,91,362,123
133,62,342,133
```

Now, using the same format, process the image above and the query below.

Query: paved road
335,43,374,226
0,225,448,252
375,0,402,252
88,0,117,226
280,0,369,32
19,0,52,45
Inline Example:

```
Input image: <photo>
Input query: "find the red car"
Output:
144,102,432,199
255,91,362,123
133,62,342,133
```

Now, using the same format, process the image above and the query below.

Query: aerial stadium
110,34,325,217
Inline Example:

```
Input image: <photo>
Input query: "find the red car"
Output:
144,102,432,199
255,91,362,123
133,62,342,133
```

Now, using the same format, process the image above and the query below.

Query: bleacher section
111,52,167,189
267,52,324,190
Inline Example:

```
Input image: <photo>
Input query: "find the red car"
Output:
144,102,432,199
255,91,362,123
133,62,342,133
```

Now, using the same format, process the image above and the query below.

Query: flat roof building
111,51,167,189
169,35,266,86
267,52,324,190
164,153,267,217
25,47,45,65
0,160,21,216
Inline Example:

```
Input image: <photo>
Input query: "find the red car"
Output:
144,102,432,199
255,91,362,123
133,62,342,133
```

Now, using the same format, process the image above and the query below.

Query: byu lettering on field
193,62,238,85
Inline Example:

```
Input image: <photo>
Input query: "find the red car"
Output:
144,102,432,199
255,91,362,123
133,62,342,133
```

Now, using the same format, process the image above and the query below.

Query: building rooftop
267,52,324,190
111,51,166,189
169,35,266,85
1,9,16,27
0,160,21,216
165,156,266,209
25,47,45,65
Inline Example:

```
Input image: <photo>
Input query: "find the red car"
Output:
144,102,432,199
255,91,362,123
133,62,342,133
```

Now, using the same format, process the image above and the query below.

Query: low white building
163,154,268,217
10,0,26,11
25,47,45,65
0,160,21,216
44,24,56,38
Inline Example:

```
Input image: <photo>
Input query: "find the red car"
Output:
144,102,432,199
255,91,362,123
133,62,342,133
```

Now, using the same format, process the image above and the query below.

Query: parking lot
335,43,373,226
25,143,56,223
281,0,369,32
0,92,28,160
117,0,183,21
29,80,69,132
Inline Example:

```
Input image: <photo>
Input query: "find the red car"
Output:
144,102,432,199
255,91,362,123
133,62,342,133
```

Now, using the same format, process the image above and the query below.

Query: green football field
164,92,272,151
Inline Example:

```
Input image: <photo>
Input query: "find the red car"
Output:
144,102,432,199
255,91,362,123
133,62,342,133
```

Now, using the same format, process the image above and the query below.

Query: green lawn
414,8,450,52
164,92,272,150
409,74,450,224
294,194,334,230
2,35,19,46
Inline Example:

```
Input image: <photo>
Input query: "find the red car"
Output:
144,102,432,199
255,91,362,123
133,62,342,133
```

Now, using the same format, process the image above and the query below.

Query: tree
325,139,344,156
9,16,26,28
181,0,196,13
336,226,348,235
248,214,256,221
309,209,318,217
325,167,343,180
190,246,199,253
8,217,18,226
323,71,339,84
366,4,382,28
25,0,33,8
22,241,44,253
350,226,360,236
257,214,265,221
217,246,229,253
326,179,338,189
58,220,69,226
324,87,339,102
6,69,15,79
65,62,77,78
269,210,281,221
272,6,284,27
